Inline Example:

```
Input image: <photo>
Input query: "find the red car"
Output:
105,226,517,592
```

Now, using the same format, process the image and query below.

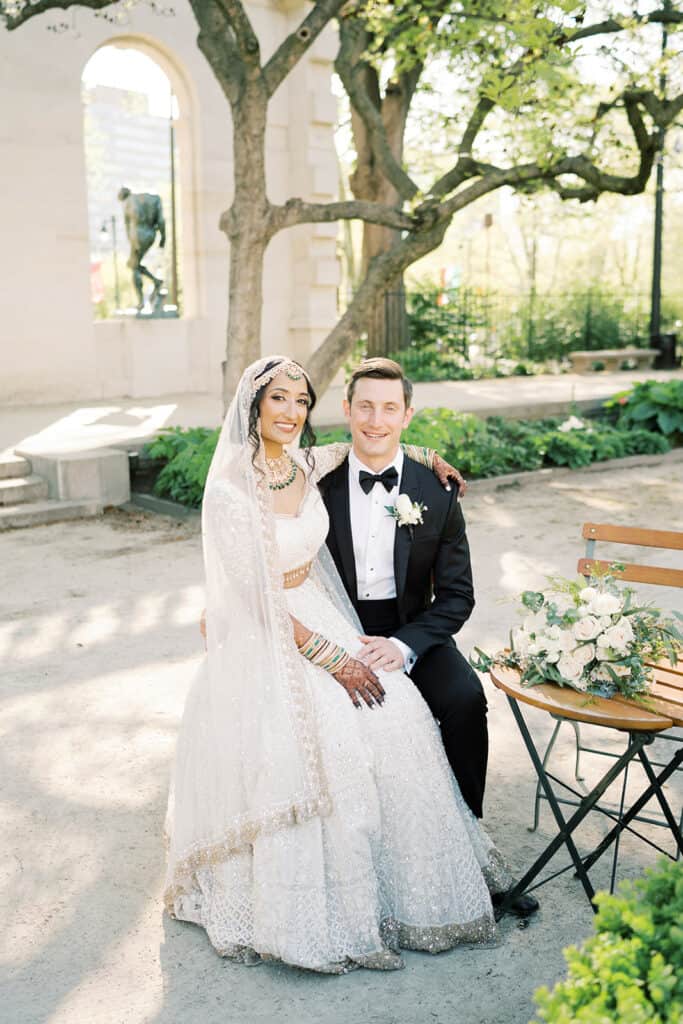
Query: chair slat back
582,523,683,550
578,522,683,589
577,557,683,589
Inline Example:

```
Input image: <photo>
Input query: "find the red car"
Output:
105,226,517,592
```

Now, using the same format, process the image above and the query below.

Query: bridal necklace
266,451,298,490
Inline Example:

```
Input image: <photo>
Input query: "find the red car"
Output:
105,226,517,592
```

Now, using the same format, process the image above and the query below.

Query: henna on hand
332,658,386,709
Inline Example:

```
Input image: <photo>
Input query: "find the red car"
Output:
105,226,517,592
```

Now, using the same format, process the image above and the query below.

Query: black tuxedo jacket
318,455,475,660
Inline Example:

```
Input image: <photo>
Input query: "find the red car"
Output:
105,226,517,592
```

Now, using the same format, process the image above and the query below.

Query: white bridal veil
165,356,337,909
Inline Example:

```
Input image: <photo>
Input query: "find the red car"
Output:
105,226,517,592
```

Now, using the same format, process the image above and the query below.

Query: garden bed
138,379,683,510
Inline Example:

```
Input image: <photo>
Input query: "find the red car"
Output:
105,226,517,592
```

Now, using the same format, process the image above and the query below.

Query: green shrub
144,426,219,508
532,859,683,1024
403,410,668,477
144,409,670,507
604,380,683,441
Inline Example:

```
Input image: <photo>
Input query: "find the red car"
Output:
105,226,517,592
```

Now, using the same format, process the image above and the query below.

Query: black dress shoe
491,890,540,920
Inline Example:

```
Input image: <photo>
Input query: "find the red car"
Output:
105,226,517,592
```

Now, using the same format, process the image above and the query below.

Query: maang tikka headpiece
248,357,310,397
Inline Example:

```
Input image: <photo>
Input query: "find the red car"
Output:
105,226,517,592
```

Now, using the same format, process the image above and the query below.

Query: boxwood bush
532,859,683,1024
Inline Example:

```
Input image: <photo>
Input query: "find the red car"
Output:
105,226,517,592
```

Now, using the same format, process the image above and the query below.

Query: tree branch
263,0,344,98
429,98,496,198
564,8,683,45
213,0,260,65
624,89,683,130
190,0,243,104
268,197,416,234
2,0,114,30
335,16,418,201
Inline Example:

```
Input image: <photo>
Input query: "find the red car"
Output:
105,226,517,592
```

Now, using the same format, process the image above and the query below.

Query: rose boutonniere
386,493,428,530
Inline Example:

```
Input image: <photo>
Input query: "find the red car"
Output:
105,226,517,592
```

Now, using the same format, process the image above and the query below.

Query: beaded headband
248,357,311,397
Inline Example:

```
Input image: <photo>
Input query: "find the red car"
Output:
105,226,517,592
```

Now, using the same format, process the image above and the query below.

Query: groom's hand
433,453,466,496
357,635,404,672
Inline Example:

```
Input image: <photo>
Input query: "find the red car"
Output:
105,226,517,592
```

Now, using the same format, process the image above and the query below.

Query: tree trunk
220,82,270,409
222,214,268,407
308,217,448,392
348,68,414,357
363,221,410,356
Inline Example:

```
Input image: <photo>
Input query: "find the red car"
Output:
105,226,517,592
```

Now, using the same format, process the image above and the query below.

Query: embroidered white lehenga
164,357,512,973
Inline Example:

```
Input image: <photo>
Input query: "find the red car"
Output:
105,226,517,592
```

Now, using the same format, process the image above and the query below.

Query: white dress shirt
348,448,417,672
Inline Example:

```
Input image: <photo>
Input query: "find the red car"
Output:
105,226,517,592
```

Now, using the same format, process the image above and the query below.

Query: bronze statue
118,187,166,312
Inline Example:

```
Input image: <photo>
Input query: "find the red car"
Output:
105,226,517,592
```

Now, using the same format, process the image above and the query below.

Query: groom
318,358,539,917
318,357,487,818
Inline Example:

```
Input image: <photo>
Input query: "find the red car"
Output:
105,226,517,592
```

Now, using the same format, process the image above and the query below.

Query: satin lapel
327,463,358,598
393,456,422,602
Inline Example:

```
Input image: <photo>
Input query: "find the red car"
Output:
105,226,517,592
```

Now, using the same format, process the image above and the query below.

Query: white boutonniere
386,493,428,528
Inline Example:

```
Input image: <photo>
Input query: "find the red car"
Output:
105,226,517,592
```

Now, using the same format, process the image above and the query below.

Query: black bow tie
358,467,399,494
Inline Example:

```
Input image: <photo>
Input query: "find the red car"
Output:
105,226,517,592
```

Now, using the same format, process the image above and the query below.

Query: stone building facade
0,1,340,405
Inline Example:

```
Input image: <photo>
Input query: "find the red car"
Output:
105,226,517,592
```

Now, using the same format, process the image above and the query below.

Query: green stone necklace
266,452,297,490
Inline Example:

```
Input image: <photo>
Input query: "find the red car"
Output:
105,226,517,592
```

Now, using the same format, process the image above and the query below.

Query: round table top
489,662,677,732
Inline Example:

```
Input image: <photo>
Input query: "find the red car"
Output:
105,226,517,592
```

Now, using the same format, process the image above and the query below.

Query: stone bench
568,348,658,373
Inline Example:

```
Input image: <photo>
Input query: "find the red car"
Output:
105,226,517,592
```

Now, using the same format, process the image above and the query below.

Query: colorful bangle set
297,631,351,674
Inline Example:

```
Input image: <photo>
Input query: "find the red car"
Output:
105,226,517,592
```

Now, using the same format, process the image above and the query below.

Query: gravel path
2,451,682,1024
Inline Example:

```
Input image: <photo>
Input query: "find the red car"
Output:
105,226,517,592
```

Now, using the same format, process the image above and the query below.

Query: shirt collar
349,446,404,483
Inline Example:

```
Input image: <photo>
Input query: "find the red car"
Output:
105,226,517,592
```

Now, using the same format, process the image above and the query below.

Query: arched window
82,44,183,319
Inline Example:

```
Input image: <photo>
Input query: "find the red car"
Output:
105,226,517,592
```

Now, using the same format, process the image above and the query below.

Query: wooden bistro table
490,661,683,914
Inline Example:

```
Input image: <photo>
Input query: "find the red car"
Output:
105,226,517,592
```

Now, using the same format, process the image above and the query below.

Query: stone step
0,454,32,479
0,499,103,531
0,474,49,505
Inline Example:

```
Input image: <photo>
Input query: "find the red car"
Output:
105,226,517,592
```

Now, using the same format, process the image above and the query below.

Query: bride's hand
432,453,466,496
332,659,386,709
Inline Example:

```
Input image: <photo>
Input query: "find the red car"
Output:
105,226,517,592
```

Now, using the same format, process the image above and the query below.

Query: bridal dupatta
164,357,332,911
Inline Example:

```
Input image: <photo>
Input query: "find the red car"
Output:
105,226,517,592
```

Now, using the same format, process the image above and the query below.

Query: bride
164,355,512,973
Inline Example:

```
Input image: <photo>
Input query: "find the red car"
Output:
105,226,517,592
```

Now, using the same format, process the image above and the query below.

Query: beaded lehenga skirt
166,485,512,973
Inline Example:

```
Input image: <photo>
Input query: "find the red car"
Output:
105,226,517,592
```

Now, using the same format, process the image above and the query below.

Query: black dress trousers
355,599,489,819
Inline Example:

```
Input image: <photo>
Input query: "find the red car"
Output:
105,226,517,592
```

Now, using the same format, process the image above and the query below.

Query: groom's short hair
346,357,413,408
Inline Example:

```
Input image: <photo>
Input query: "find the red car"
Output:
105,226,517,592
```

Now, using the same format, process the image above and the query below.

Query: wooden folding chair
530,523,683,877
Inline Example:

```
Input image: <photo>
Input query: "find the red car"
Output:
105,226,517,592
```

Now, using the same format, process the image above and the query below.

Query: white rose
395,493,413,517
601,620,634,654
512,628,530,657
573,615,602,641
591,592,622,617
557,652,585,682
610,615,633,640
574,642,596,665
559,630,577,652
580,586,598,605
546,651,560,664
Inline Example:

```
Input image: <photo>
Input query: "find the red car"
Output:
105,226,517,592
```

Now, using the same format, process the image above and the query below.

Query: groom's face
344,377,414,468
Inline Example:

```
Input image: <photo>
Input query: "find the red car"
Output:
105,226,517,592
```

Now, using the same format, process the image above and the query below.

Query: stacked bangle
297,631,351,674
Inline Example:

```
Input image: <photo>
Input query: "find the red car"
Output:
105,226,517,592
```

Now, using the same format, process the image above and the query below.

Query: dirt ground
2,450,682,1024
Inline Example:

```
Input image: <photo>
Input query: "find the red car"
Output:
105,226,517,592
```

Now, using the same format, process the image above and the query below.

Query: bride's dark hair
248,359,317,468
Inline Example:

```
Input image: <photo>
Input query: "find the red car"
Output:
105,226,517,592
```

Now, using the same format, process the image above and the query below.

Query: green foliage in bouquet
532,859,683,1024
470,569,682,700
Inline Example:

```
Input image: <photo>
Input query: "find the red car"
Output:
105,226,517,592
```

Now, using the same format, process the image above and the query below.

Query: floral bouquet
471,568,682,700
